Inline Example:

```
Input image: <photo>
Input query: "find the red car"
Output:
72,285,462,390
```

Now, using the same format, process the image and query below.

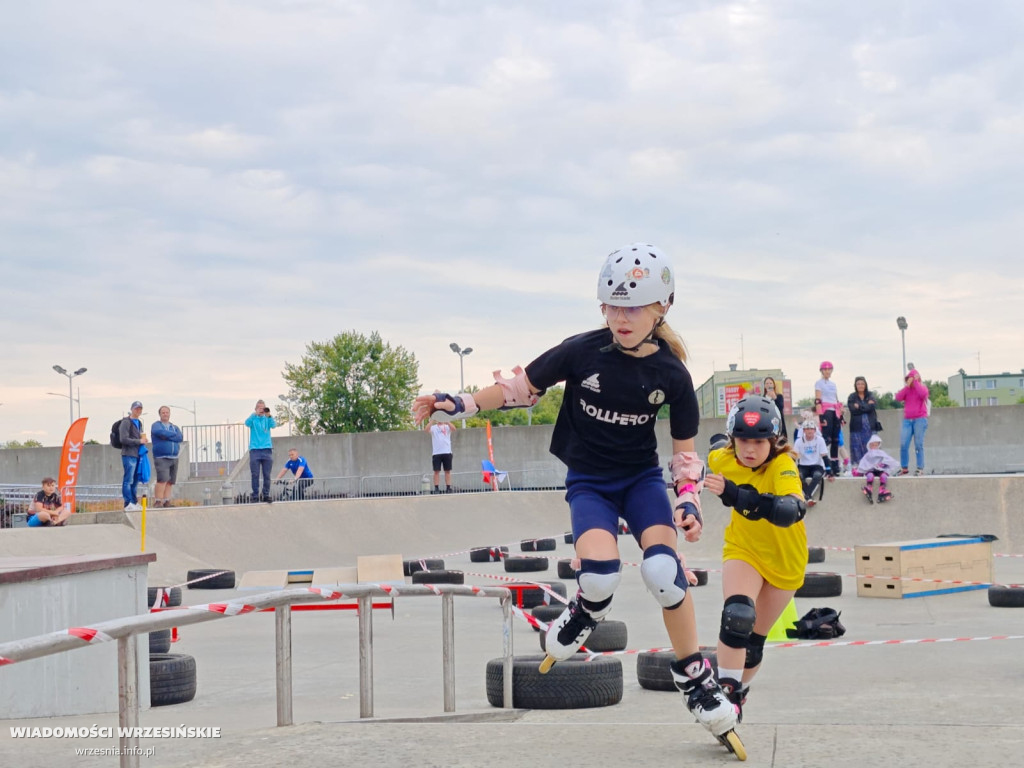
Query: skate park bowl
2,475,1024,767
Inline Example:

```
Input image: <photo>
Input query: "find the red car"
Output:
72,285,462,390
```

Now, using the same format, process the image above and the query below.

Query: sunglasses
602,304,647,319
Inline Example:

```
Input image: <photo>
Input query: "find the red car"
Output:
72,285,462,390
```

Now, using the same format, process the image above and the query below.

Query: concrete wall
0,561,150,717
5,475,1022,579
3,406,1024,490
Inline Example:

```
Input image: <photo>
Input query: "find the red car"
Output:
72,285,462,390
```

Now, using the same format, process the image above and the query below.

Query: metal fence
181,424,249,479
0,483,123,527
0,584,515,768
0,463,569,526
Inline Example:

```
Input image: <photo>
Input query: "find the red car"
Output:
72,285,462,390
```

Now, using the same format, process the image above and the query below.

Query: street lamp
449,342,474,428
896,317,908,380
52,365,87,425
278,394,295,436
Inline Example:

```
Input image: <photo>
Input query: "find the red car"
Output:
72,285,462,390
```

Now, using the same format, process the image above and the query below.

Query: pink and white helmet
819,361,834,371
597,243,675,307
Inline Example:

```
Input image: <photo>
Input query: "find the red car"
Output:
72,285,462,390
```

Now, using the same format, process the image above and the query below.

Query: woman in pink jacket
894,368,929,475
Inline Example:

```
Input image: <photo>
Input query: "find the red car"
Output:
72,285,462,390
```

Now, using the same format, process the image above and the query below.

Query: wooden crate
854,537,992,598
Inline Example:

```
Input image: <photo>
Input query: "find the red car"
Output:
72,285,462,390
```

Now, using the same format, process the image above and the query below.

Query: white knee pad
640,544,689,609
577,559,621,619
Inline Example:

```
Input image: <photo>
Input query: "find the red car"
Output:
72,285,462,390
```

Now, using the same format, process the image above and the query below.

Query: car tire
149,628,171,655
150,653,197,706
636,647,719,692
470,546,508,563
540,619,627,653
148,586,182,607
485,655,622,709
504,557,549,573
185,569,236,590
988,584,1024,607
411,569,464,585
403,558,445,576
795,571,843,598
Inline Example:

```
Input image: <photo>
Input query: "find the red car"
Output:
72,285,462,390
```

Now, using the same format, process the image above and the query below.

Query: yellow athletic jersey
708,447,808,590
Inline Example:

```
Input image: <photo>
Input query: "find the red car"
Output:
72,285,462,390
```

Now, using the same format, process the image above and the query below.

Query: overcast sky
2,0,1023,447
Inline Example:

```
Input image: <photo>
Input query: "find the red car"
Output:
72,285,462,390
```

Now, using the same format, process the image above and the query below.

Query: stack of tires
147,568,234,707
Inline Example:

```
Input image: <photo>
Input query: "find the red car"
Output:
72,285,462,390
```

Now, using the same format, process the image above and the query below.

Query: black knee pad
719,595,756,649
745,632,767,669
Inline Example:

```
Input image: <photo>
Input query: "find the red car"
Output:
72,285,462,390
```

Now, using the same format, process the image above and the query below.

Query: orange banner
485,420,497,491
58,417,89,517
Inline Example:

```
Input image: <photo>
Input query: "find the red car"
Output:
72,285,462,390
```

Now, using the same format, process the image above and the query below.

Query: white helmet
597,243,675,307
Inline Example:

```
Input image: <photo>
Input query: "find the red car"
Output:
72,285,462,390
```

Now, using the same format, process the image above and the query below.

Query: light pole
52,365,87,425
449,342,474,428
896,317,908,380
278,395,294,436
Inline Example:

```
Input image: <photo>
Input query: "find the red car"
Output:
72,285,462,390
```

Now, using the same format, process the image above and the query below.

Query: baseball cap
131,401,143,410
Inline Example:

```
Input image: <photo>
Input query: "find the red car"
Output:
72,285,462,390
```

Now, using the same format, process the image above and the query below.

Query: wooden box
854,537,992,598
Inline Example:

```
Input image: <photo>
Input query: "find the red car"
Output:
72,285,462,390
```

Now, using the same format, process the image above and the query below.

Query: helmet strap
599,316,664,354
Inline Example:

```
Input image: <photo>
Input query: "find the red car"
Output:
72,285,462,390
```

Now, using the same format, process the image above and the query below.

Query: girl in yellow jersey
704,395,807,721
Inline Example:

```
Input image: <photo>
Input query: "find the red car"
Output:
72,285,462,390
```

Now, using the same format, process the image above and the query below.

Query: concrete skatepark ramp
2,476,1021,581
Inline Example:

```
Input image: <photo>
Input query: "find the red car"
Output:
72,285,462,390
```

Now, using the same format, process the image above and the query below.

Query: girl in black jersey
414,244,742,751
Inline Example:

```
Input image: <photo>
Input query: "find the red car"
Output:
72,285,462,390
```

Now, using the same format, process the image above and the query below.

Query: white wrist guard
493,366,539,409
430,392,479,423
671,451,705,511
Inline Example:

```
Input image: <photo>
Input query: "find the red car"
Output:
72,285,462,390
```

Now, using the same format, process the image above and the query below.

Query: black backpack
110,418,125,449
786,607,846,640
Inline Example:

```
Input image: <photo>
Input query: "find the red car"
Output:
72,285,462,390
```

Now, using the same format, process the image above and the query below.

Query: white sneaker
124,503,142,512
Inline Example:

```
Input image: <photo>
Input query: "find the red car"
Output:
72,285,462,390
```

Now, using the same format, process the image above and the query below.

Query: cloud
2,0,1023,446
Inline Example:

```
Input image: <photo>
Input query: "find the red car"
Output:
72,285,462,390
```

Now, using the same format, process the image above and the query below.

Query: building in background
948,369,1024,407
695,365,792,418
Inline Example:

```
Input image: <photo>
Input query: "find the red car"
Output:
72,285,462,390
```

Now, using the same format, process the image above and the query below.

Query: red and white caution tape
769,634,1024,649
464,572,570,604
67,627,114,644
192,602,256,616
581,633,1024,661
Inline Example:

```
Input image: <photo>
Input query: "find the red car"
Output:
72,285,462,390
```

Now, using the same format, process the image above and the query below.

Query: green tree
796,396,815,409
876,392,900,410
282,331,420,433
2,439,43,449
470,386,565,427
924,380,957,408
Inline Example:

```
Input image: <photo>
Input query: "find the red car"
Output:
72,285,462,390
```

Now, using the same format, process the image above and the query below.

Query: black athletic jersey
525,328,699,478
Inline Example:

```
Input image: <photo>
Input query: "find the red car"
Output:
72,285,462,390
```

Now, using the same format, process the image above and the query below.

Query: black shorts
432,453,453,472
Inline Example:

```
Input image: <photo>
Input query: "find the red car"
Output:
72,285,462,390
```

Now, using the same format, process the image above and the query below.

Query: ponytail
654,318,688,362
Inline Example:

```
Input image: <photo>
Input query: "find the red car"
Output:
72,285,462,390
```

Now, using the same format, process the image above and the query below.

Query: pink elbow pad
494,366,539,409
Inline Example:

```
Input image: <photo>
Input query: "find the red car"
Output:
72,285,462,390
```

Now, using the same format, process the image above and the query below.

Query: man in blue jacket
152,406,184,508
245,399,276,502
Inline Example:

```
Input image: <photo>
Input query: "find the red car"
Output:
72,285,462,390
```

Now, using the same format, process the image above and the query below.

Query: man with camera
245,399,277,502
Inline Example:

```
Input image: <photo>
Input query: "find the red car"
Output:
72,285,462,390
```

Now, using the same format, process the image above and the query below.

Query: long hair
854,376,870,397
654,317,688,362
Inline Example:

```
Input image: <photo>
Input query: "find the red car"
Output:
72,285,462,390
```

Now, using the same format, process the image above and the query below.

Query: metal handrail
0,584,515,768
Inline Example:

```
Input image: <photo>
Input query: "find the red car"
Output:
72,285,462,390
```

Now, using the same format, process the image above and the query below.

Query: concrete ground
2,479,1023,767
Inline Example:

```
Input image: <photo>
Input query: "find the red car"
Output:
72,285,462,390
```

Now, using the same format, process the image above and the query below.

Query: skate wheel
722,730,747,761
538,655,556,674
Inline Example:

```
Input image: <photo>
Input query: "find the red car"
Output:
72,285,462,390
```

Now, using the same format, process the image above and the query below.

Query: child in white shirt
856,434,900,503
793,421,829,506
